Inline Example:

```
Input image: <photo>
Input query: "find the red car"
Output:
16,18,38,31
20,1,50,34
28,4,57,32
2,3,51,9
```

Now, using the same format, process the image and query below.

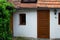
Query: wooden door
37,10,50,38
10,14,13,33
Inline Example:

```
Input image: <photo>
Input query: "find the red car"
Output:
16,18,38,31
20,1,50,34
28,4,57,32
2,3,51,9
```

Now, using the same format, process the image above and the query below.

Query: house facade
9,0,60,39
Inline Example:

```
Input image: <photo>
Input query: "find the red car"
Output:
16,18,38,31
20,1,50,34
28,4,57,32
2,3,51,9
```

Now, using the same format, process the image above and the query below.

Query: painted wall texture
50,9,60,38
13,9,37,38
13,9,60,38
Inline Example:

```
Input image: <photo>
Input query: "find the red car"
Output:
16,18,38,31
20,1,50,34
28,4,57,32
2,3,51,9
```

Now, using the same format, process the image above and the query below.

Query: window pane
58,13,60,24
19,14,26,25
30,0,36,2
21,0,37,3
23,0,29,2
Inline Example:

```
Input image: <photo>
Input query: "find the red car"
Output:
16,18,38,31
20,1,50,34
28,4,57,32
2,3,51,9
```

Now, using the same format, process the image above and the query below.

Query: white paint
50,9,60,39
13,9,37,38
13,9,60,38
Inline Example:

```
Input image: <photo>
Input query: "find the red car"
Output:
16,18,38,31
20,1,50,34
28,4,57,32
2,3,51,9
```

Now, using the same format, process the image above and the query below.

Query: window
21,0,37,3
58,13,60,24
12,0,20,1
19,14,26,25
12,0,17,1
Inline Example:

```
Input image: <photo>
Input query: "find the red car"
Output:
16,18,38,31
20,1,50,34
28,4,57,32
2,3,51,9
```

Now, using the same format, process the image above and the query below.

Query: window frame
19,14,26,25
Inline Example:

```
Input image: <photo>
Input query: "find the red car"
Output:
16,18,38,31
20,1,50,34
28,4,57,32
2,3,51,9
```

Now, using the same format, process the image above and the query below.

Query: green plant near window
0,0,15,40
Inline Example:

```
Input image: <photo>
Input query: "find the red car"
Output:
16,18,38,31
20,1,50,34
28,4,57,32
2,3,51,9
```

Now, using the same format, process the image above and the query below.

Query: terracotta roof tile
8,0,60,8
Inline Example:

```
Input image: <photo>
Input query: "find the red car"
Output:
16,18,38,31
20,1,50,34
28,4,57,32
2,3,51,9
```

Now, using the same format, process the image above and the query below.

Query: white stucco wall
50,9,60,39
13,9,37,38
13,9,60,38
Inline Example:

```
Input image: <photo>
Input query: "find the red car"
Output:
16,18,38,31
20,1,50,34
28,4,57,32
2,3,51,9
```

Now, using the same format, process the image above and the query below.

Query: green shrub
0,0,15,40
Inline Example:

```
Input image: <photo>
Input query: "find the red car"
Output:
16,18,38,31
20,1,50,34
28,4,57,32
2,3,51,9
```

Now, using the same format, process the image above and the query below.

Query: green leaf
0,0,15,40
0,0,6,3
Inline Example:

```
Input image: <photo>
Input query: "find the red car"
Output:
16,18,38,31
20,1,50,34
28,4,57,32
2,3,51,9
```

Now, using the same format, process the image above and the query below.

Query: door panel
10,14,13,33
37,10,50,38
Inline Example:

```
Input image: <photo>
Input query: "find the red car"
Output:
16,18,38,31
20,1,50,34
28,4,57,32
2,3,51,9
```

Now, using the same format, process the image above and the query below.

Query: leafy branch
0,0,15,40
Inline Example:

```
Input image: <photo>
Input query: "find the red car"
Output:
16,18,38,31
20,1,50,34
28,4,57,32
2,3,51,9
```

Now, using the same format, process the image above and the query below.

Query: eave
8,0,60,8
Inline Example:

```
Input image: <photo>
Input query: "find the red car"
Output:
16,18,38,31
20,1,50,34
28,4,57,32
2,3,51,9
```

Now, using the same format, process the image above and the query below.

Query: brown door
10,14,13,33
37,10,50,38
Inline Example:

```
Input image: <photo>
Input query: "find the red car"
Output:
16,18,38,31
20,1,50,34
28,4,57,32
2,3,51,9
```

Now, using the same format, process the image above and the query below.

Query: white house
9,0,60,39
